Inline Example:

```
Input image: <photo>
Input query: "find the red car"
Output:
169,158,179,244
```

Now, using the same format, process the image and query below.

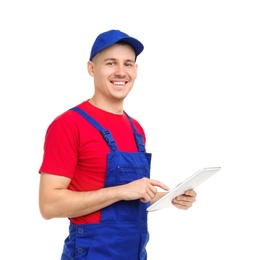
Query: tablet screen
147,167,221,212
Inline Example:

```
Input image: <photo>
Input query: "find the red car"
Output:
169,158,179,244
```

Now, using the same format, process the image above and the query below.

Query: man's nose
114,64,126,76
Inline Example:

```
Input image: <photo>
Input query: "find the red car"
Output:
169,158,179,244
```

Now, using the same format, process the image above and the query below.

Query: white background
1,0,259,259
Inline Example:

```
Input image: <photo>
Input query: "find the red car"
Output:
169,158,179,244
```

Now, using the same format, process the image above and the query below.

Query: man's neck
88,97,124,115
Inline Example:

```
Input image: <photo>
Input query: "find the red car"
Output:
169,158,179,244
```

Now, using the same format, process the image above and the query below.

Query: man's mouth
111,81,127,85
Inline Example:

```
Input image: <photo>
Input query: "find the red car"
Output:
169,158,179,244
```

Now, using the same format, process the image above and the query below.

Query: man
39,29,197,260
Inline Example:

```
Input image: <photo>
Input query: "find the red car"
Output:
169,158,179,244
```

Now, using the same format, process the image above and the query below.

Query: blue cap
89,29,144,61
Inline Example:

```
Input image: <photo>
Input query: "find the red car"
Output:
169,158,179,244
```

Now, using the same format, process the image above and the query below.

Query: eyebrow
104,58,135,63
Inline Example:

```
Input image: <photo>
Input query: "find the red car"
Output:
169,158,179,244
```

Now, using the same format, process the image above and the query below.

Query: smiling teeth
114,82,125,85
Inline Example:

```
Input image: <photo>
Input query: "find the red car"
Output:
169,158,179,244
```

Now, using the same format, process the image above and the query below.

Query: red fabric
39,100,146,224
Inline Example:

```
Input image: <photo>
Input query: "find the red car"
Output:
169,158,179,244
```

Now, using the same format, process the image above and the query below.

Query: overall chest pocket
115,165,149,221
102,152,151,222
116,165,149,184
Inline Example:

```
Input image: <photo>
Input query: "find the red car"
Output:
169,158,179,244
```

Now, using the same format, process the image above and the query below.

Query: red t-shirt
39,100,146,224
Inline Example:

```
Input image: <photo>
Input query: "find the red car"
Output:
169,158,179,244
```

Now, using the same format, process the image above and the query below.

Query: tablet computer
147,167,221,212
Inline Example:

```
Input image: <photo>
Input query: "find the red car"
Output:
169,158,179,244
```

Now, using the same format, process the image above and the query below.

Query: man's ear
87,61,95,76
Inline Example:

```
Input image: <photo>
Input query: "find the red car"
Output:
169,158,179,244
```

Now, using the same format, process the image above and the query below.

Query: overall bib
61,107,152,260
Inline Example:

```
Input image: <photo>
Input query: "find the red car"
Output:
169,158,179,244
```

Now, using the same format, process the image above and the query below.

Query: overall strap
124,111,146,152
70,107,118,152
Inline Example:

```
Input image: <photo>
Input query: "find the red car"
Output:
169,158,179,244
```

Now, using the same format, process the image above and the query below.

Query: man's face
88,43,138,103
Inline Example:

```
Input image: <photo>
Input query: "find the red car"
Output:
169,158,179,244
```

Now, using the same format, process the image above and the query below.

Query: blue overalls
61,107,152,260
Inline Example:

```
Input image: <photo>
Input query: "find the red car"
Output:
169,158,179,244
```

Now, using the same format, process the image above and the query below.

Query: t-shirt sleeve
39,115,79,178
